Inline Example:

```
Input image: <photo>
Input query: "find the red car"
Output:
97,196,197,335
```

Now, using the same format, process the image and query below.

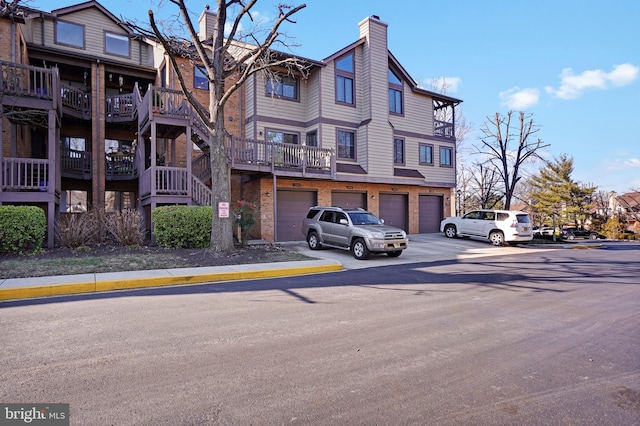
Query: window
440,146,453,167
306,131,318,147
105,32,129,57
55,20,84,48
266,130,299,145
194,66,209,90
419,144,433,165
61,136,86,152
388,69,403,114
337,129,355,159
267,75,298,100
335,52,354,105
62,190,87,213
393,138,404,164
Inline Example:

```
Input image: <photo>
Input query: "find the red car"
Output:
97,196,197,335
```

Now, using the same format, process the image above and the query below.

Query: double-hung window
388,68,403,114
440,146,453,167
337,129,355,159
419,144,434,165
335,53,354,105
55,20,85,48
393,138,404,164
267,75,298,100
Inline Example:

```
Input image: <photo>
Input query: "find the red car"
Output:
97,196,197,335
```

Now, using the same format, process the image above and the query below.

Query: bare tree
476,111,549,210
145,0,307,253
0,0,20,18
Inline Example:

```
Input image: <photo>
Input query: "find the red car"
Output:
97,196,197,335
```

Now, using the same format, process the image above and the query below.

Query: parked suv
440,209,533,246
560,227,599,240
302,206,408,260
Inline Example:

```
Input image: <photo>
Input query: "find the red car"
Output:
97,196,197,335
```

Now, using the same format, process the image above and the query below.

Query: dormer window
388,68,403,115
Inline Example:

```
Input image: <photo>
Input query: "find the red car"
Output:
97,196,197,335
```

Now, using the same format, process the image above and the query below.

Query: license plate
393,243,401,248
524,227,529,231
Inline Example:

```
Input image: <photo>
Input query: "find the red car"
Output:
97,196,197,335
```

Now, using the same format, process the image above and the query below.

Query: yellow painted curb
0,263,343,302
571,245,604,250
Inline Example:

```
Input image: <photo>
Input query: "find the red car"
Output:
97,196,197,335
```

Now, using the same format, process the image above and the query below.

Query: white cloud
499,87,540,109
545,63,639,100
605,157,640,170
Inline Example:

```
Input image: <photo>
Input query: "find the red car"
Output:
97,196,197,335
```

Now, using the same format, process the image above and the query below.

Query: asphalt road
1,240,639,425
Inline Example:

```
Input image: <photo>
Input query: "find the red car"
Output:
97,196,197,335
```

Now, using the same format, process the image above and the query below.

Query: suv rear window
516,214,531,224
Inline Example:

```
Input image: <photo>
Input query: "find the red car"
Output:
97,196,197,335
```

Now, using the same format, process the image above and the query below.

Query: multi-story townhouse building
1,1,460,247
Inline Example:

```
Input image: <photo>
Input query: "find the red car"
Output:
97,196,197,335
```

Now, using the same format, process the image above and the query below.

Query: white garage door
419,195,443,233
276,190,317,242
379,193,408,231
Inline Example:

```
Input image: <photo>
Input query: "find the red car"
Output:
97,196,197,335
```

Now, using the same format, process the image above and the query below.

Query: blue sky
35,0,640,194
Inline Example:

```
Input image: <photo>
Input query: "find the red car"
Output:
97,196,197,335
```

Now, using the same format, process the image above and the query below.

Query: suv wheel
489,231,505,246
589,233,597,240
567,233,575,240
351,238,370,260
444,224,457,238
307,231,322,250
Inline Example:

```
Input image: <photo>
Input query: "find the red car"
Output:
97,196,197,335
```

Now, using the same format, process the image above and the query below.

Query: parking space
287,233,557,270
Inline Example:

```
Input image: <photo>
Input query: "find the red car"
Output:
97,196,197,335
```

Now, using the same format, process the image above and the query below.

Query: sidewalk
0,259,343,302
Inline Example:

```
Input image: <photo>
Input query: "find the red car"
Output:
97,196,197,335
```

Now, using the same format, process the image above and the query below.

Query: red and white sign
218,202,230,218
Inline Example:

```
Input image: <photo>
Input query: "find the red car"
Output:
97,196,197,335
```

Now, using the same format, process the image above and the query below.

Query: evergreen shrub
152,205,211,248
0,205,46,255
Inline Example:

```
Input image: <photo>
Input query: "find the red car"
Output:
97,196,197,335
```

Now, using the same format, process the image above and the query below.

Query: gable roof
51,0,133,35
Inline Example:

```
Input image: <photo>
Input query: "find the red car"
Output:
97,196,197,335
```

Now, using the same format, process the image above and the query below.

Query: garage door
276,190,317,242
379,193,408,231
419,195,443,233
332,191,366,209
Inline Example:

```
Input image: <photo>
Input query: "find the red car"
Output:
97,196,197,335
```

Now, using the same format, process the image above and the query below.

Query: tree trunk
208,111,235,253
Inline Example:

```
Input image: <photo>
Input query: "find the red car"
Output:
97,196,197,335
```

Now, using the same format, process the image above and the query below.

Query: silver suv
302,206,408,260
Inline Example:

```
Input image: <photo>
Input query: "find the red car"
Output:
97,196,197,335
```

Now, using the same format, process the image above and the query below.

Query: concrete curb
0,260,343,302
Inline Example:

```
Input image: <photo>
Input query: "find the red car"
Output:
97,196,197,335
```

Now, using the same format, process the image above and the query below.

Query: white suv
440,209,533,246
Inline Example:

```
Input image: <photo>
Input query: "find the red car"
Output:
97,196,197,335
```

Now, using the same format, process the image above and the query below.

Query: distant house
1,1,462,247
610,191,640,231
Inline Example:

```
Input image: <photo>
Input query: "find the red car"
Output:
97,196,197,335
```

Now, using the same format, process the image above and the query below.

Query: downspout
96,60,101,211
10,16,15,62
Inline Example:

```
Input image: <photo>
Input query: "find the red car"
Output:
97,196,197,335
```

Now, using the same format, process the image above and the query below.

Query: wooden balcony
1,157,51,192
225,137,335,177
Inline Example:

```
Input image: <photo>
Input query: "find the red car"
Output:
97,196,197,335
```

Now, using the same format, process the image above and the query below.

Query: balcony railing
61,147,91,178
1,158,50,191
434,120,454,139
1,61,55,100
61,85,91,118
226,137,334,174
